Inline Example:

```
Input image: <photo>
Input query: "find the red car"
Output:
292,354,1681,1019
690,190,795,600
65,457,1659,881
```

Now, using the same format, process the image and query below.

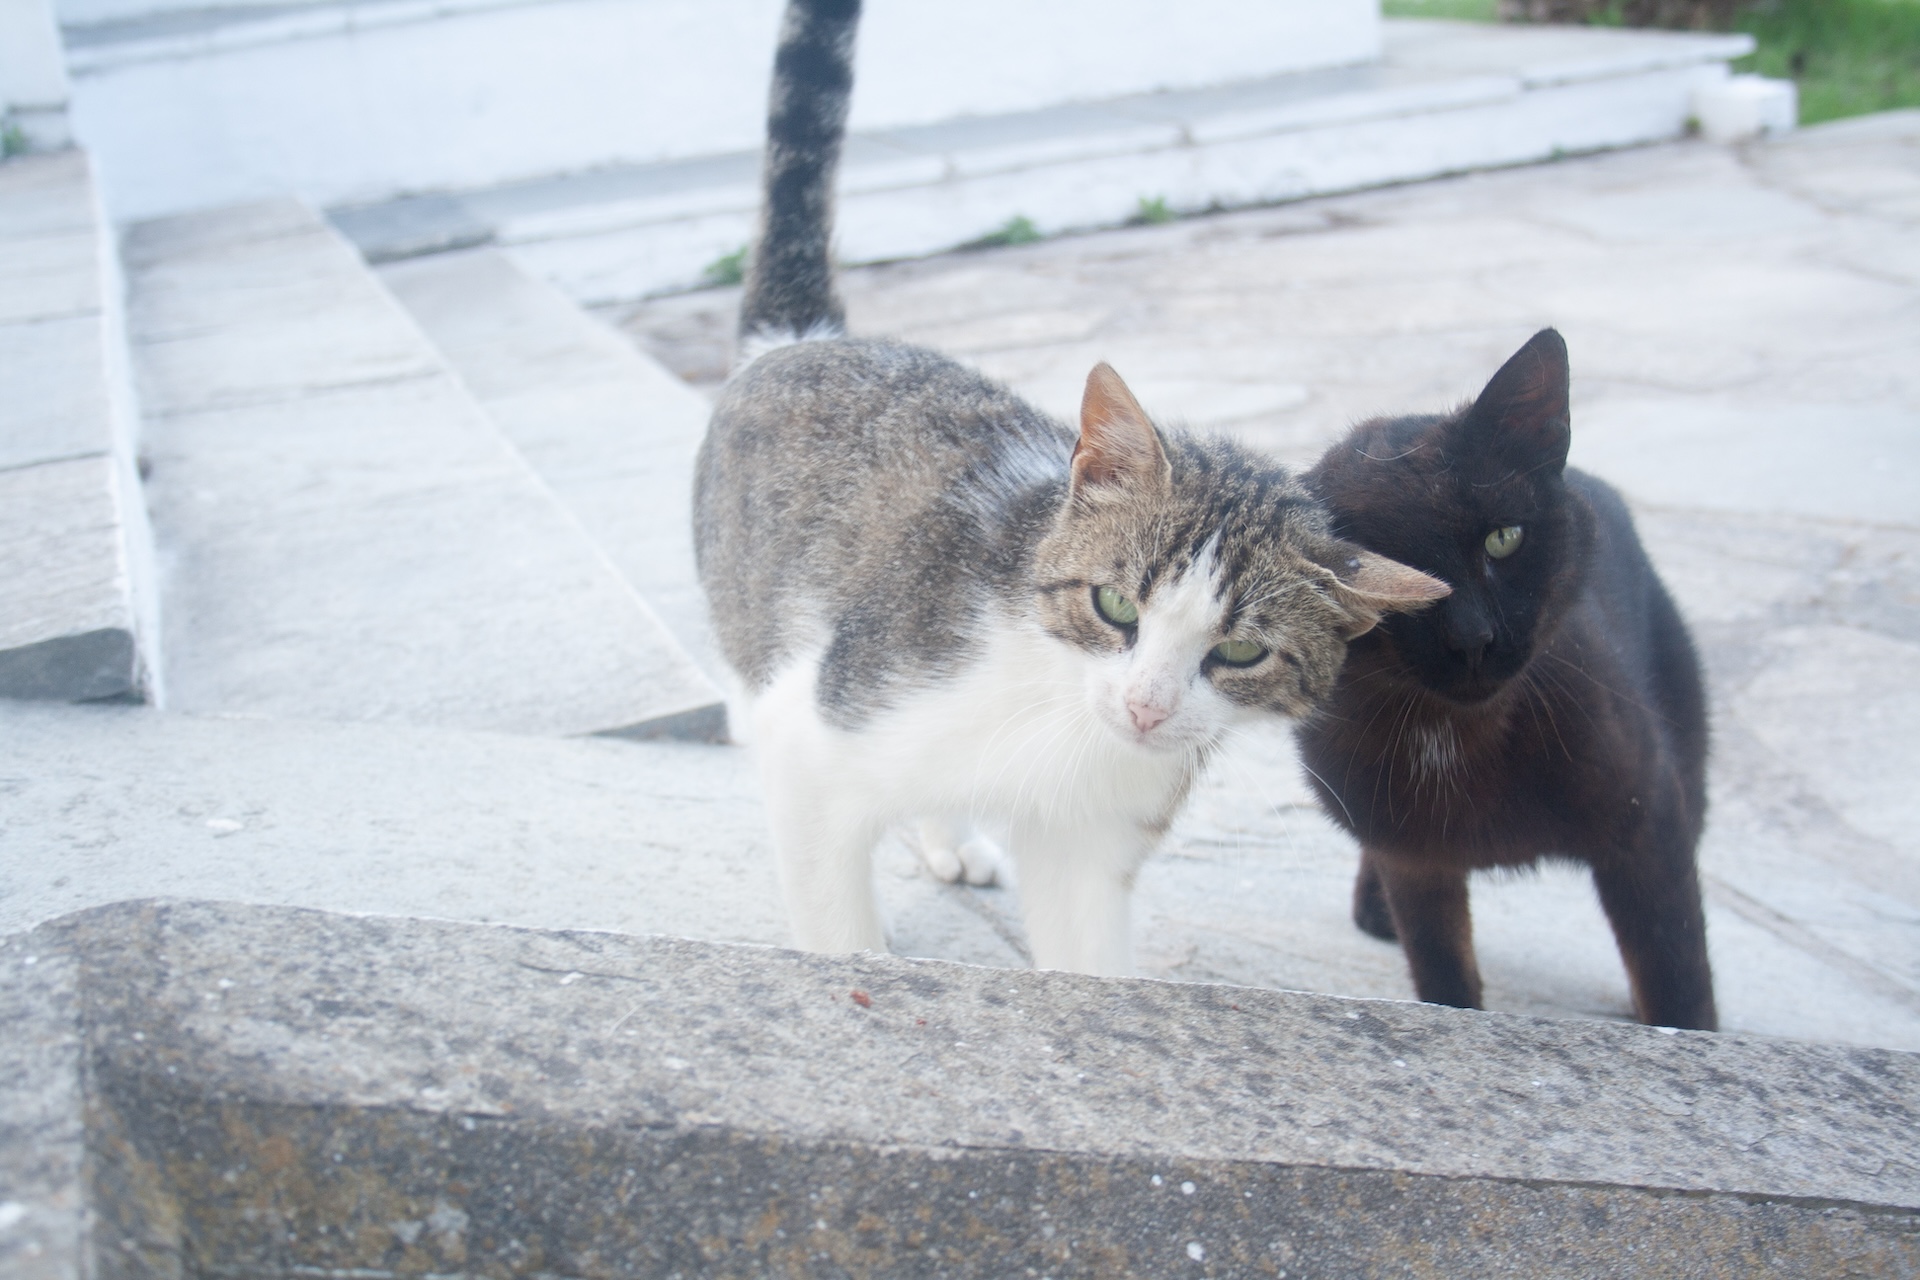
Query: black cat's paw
1352,868,1398,942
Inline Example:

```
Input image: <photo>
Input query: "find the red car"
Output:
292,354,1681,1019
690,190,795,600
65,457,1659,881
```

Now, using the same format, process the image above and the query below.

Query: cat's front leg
1009,814,1154,975
1351,848,1398,941
760,762,888,953
1589,826,1717,1031
1372,852,1483,1009
750,682,888,954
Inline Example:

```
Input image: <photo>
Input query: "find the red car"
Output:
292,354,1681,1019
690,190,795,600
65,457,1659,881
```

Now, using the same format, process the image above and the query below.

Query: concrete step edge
0,148,162,704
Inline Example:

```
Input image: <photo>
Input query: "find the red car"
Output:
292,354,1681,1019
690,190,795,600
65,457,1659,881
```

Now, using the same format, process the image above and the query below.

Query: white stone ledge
1384,17,1754,88
0,150,155,702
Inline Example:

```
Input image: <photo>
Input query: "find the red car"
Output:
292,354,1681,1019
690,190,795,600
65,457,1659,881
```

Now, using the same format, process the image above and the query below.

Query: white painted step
331,19,1755,305
127,197,723,738
377,248,719,679
0,149,158,701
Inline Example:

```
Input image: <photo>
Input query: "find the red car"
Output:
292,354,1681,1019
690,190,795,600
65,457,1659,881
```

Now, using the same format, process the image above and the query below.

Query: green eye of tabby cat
1210,638,1268,667
1094,585,1139,627
1484,525,1524,559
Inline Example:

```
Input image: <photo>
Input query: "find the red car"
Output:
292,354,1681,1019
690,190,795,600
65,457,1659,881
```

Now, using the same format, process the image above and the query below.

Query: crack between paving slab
1706,715,1920,906
1704,873,1920,1018
0,448,110,476
136,368,445,420
1630,498,1920,537
942,880,1031,965
1739,146,1919,233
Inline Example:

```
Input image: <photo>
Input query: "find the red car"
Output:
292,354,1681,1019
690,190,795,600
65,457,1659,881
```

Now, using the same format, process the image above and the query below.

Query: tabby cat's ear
1466,328,1571,474
1326,547,1451,639
1071,363,1172,496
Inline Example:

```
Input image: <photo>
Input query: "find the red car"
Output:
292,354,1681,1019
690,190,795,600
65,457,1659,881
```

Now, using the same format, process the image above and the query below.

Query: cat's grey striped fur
692,0,1448,971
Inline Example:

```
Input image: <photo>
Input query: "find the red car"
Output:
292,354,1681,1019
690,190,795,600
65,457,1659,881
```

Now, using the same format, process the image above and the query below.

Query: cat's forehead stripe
1143,549,1228,631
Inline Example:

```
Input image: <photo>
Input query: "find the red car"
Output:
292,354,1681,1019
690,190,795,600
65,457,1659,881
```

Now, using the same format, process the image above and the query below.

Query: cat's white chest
751,620,1193,829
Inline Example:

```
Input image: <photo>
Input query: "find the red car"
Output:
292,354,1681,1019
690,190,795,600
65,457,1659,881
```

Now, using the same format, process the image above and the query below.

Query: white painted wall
66,0,1379,221
1,0,72,146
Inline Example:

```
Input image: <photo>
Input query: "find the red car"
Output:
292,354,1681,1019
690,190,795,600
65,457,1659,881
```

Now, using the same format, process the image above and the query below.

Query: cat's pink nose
1129,701,1170,733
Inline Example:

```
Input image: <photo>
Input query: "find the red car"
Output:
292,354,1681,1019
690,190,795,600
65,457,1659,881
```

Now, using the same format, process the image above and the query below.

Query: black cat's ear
1466,328,1571,474
1326,547,1451,639
1072,363,1171,497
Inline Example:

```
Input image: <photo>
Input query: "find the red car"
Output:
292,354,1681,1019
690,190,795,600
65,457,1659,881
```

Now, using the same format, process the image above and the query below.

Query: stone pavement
611,112,1920,1051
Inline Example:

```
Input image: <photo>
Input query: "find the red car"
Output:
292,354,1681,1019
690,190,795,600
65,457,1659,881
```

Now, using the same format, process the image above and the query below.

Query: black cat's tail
737,0,860,349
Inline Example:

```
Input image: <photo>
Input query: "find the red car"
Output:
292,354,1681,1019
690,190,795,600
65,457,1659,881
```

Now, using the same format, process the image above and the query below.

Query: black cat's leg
1590,839,1718,1031
1352,848,1398,941
1376,858,1482,1009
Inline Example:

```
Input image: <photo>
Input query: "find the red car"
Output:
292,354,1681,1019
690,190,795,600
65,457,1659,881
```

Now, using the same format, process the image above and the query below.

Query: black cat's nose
1441,600,1494,666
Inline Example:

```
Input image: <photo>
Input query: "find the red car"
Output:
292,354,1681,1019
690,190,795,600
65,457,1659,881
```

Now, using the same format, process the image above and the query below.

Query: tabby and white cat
692,0,1447,973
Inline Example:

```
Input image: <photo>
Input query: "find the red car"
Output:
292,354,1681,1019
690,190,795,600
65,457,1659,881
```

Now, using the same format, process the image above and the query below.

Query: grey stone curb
3,901,1915,1278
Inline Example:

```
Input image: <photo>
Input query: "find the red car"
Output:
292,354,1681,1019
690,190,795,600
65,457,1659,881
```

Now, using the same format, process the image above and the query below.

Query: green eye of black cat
1484,525,1524,559
1094,585,1139,627
1210,638,1268,667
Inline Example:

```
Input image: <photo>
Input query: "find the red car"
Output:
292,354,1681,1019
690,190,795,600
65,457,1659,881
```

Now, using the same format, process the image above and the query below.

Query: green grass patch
1,122,29,159
1390,0,1920,124
1129,196,1176,226
1733,0,1920,124
965,215,1043,249
700,245,747,288
1382,0,1500,19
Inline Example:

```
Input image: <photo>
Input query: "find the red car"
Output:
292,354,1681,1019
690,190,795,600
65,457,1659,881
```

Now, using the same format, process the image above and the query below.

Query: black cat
1295,329,1716,1030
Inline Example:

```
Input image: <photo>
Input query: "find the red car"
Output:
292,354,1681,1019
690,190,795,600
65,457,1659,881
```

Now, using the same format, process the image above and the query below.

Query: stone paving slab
0,150,153,703
379,248,722,681
126,198,720,738
0,702,782,949
0,314,115,472
5,900,1916,1278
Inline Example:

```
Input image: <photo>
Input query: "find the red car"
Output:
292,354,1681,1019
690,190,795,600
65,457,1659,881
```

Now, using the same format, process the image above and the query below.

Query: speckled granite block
7,900,1917,1279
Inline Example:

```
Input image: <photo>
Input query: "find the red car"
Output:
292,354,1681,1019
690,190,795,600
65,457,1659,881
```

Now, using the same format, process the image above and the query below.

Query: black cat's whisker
1355,443,1426,463
1515,667,1565,761
1542,650,1677,726
1531,657,1602,734
1293,756,1356,828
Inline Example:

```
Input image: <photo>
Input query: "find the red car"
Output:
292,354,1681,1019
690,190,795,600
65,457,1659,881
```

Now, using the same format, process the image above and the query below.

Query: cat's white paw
914,819,1003,887
953,834,1003,887
919,839,966,884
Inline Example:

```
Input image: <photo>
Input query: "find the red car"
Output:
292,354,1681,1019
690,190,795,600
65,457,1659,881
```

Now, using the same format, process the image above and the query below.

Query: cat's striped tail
737,0,861,347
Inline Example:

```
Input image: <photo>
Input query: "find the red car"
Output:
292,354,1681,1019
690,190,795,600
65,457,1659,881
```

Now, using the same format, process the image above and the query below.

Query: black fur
1295,329,1717,1030
737,0,861,342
